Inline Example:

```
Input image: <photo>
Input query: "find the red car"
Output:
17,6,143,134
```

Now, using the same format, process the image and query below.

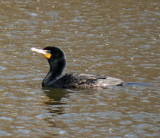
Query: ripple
0,66,6,71
0,130,11,136
0,116,13,121
15,129,31,134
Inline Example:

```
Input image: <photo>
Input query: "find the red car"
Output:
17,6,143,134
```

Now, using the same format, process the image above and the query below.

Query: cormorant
31,47,124,88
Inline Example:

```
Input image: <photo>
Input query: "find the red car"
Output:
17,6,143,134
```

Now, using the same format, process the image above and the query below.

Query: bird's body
43,73,124,88
31,47,124,88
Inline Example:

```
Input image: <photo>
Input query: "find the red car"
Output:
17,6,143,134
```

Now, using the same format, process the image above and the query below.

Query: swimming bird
31,47,124,88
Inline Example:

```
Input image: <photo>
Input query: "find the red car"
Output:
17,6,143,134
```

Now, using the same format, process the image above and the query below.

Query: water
0,0,159,137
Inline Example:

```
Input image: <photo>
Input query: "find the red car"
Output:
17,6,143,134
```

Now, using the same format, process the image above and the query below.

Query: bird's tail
125,82,155,86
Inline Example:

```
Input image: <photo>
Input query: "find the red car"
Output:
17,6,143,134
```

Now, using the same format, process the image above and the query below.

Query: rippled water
0,0,159,137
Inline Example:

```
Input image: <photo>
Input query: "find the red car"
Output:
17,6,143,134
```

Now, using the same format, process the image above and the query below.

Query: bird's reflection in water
43,87,69,116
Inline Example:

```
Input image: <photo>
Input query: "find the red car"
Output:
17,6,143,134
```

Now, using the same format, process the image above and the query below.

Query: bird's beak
31,47,52,59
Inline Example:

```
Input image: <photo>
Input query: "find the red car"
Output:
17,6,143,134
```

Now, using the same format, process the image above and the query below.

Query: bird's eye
47,50,51,53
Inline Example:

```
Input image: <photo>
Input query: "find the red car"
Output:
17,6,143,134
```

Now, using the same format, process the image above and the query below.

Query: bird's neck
42,58,66,87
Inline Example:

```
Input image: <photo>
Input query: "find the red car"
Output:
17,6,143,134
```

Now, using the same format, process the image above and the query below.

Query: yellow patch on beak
31,47,52,59
43,53,52,59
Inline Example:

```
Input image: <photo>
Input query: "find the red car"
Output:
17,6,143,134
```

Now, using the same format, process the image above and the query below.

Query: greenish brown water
0,0,159,137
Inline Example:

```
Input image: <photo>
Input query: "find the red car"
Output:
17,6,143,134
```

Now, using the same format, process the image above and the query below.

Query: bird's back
53,73,124,88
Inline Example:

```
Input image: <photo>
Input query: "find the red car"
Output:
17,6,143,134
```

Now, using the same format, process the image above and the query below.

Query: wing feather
55,73,124,88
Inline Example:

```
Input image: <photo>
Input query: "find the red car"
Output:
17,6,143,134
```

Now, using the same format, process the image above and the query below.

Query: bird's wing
58,73,124,88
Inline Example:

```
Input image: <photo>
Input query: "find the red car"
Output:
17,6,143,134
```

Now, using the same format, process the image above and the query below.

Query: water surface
0,0,159,137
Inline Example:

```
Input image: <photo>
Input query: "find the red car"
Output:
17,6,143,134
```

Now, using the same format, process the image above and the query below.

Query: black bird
31,47,124,88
